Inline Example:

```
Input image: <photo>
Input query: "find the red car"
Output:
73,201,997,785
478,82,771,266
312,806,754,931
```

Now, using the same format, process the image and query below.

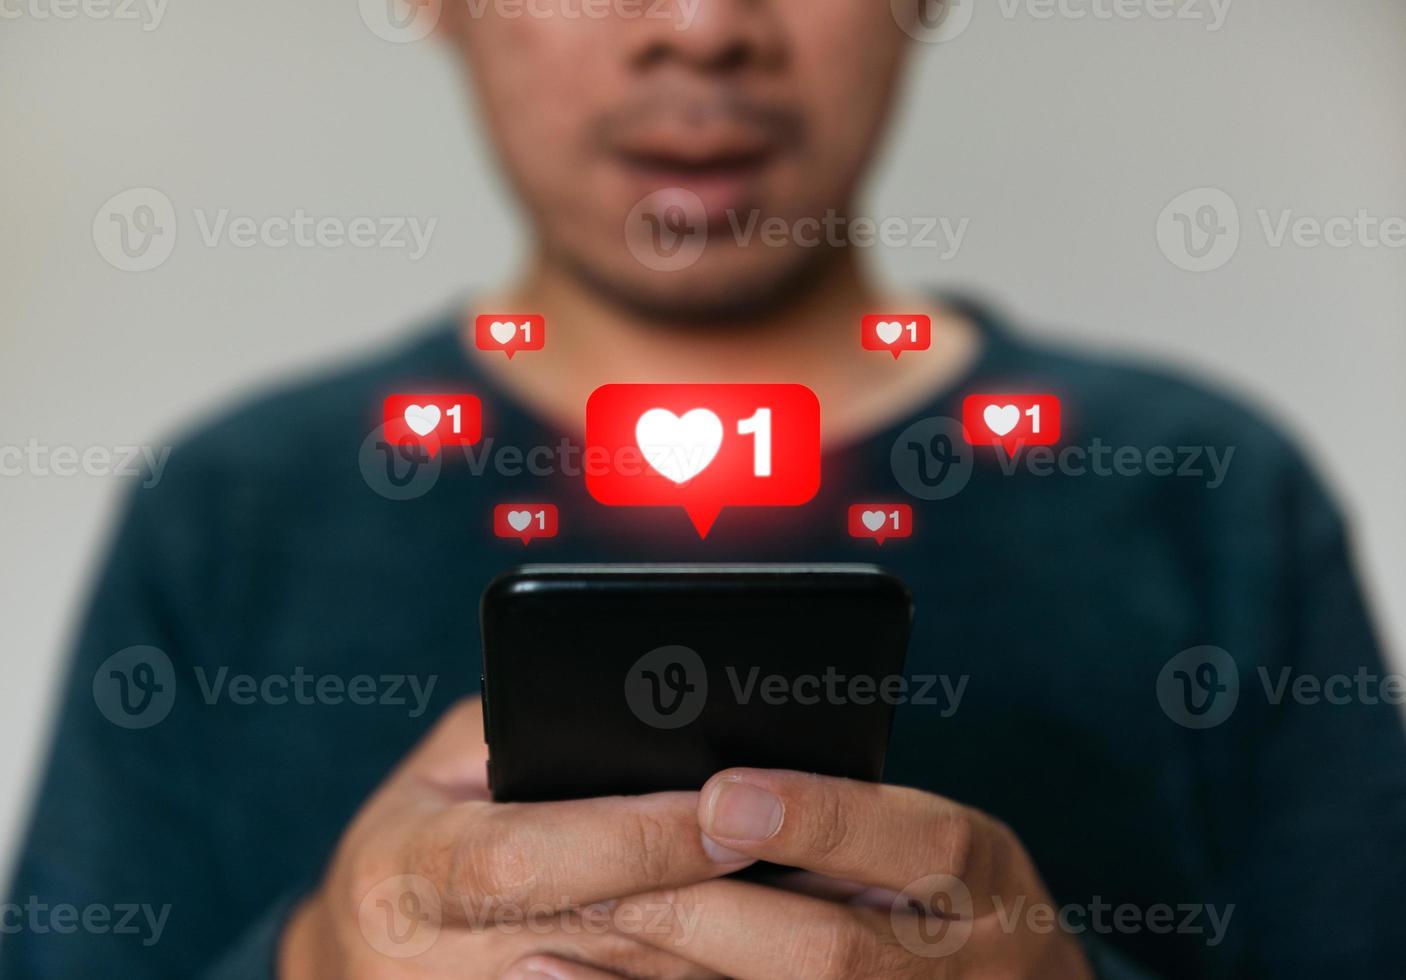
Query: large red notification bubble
585,384,821,537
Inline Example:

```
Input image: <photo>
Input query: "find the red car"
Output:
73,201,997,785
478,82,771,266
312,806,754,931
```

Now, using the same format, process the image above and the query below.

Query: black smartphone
480,564,914,803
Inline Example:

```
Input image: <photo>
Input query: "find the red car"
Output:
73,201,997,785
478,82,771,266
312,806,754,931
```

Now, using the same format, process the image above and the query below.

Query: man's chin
560,246,838,330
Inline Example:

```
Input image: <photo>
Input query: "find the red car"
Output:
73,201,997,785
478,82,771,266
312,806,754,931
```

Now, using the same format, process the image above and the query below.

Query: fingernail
705,778,783,842
504,960,570,980
700,831,752,864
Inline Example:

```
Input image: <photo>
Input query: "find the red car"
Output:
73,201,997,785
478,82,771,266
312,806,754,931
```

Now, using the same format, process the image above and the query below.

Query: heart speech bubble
847,503,913,545
494,503,559,545
961,394,1061,456
474,314,546,359
382,393,482,458
862,314,932,358
585,384,821,537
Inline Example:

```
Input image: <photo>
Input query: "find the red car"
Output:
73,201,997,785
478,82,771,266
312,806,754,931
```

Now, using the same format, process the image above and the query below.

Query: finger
412,790,755,920
399,697,490,790
696,769,1028,902
763,869,872,902
609,878,910,980
500,954,629,980
500,948,721,980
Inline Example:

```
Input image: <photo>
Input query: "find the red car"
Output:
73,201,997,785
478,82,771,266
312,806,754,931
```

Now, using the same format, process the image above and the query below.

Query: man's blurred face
444,1,912,322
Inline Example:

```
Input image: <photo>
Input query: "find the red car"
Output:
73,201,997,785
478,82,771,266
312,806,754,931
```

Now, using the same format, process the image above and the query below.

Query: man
4,2,1403,978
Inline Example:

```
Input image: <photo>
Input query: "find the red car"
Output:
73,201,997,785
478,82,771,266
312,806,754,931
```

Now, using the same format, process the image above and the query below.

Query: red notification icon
494,503,559,545
861,315,931,358
585,384,821,537
475,315,546,359
848,504,913,545
382,394,482,458
962,394,1061,455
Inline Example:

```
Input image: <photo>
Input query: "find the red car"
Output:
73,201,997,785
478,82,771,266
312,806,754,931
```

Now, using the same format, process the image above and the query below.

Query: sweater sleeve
0,477,276,977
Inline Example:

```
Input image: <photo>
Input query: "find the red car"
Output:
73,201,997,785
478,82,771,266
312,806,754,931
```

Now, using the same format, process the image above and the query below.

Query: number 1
736,408,773,477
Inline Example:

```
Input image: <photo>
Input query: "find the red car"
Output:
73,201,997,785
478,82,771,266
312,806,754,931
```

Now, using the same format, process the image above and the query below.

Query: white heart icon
875,321,904,345
489,321,518,345
983,404,1020,437
635,408,724,485
507,510,533,532
861,510,887,532
403,404,441,437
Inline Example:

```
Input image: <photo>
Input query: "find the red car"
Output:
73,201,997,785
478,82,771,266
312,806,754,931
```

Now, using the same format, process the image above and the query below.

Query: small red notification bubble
848,504,913,546
585,384,821,538
382,394,482,458
475,315,546,359
961,394,1061,456
494,503,559,545
861,315,932,358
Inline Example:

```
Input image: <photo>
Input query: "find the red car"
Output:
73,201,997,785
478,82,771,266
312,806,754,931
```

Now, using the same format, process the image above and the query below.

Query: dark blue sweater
4,301,1402,978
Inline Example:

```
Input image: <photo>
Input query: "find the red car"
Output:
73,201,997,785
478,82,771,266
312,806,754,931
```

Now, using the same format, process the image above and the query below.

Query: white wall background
2,0,1403,860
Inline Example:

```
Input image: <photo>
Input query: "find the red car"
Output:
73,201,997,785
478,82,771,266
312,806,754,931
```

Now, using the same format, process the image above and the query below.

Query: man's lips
611,123,781,179
612,147,774,223
597,95,803,218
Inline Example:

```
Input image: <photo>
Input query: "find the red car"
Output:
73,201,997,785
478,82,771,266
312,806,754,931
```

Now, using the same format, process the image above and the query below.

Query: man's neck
463,251,981,445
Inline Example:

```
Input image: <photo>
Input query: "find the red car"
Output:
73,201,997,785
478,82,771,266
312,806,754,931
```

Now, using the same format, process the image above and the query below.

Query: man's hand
581,769,1096,980
278,698,742,979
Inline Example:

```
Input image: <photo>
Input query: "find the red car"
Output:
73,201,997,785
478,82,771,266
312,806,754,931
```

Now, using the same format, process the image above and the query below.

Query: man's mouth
600,96,802,218
615,144,776,184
